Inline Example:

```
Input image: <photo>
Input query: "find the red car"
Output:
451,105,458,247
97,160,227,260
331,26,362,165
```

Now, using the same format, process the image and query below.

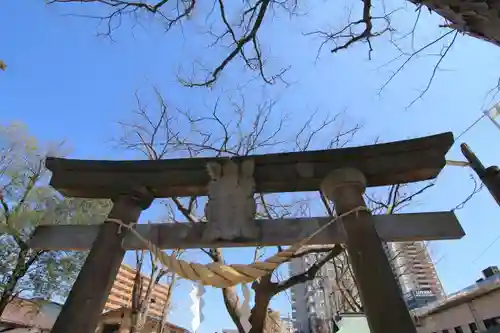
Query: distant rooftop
336,313,370,333
414,271,500,317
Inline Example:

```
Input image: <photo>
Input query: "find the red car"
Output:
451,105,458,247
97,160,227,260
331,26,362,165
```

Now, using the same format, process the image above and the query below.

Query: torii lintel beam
45,132,454,198
29,212,464,251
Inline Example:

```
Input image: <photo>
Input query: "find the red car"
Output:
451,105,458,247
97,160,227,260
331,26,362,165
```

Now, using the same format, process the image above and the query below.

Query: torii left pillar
321,169,417,333
51,190,153,333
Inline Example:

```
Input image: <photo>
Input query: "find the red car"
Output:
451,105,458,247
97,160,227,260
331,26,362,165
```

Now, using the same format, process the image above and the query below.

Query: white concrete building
289,250,359,333
289,256,312,333
414,266,500,333
281,316,295,333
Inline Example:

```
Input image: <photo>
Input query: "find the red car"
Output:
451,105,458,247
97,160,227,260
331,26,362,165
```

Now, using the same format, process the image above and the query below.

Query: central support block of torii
30,132,461,333
322,168,417,333
204,159,259,241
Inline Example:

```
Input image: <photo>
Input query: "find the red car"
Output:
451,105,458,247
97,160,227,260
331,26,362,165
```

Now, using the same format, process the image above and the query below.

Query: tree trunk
212,248,246,333
156,273,176,333
222,287,246,333
130,260,144,333
0,247,40,315
249,275,274,333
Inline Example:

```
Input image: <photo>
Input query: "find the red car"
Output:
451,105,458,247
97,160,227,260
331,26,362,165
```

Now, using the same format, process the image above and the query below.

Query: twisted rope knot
106,218,137,234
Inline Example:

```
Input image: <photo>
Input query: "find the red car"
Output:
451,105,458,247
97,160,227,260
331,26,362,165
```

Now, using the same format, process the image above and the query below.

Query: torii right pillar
321,168,417,333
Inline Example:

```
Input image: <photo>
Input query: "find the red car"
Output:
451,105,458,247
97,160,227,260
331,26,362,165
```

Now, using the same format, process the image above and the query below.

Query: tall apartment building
289,241,443,333
104,264,170,318
385,241,444,309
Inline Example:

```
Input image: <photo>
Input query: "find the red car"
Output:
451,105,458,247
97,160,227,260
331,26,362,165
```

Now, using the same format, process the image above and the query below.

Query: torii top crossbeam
45,132,453,198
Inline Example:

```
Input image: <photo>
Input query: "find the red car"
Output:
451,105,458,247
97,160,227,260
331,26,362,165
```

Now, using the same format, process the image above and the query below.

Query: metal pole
461,143,500,207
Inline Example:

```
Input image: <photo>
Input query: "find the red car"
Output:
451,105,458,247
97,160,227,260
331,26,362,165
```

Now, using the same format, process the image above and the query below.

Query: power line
472,232,500,264
454,114,486,143
446,109,500,268
454,103,500,144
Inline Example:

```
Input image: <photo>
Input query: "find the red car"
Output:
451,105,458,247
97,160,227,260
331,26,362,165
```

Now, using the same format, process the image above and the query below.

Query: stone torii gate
29,132,464,333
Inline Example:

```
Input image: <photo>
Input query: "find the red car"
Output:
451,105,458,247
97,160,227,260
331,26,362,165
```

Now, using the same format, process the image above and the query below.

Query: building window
454,326,463,333
484,317,500,329
102,324,120,333
468,323,478,333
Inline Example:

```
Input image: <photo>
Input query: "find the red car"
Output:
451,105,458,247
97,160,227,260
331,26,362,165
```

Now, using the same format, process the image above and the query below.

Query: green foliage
0,122,112,308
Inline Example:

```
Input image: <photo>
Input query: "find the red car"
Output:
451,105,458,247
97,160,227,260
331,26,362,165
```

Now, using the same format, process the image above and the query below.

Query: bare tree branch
291,245,341,259
305,5,397,60
376,29,459,109
404,31,459,110
48,0,499,96
451,174,484,212
115,87,360,333
275,245,343,293
49,0,294,87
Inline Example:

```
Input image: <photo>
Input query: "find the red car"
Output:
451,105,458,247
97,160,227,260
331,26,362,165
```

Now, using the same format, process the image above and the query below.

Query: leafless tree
114,88,361,333
125,249,179,333
156,271,177,333
110,107,182,332
47,0,500,103
114,87,483,332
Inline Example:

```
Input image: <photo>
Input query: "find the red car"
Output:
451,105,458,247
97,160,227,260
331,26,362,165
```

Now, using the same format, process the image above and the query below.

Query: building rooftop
100,307,191,333
414,273,500,317
335,313,370,333
0,298,62,330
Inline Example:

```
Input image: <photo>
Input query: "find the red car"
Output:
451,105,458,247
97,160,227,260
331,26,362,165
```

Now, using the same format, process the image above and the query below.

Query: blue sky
2,0,500,332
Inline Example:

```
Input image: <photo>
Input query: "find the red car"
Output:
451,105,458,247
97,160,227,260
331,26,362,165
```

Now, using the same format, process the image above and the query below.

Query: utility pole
461,143,500,207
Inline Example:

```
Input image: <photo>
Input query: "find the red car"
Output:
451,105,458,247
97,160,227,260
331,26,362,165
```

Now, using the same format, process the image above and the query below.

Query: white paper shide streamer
190,282,205,333
239,283,252,333
484,104,500,131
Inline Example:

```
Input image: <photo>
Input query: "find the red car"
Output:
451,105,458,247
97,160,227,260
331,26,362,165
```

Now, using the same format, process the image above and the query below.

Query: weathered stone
203,159,259,241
